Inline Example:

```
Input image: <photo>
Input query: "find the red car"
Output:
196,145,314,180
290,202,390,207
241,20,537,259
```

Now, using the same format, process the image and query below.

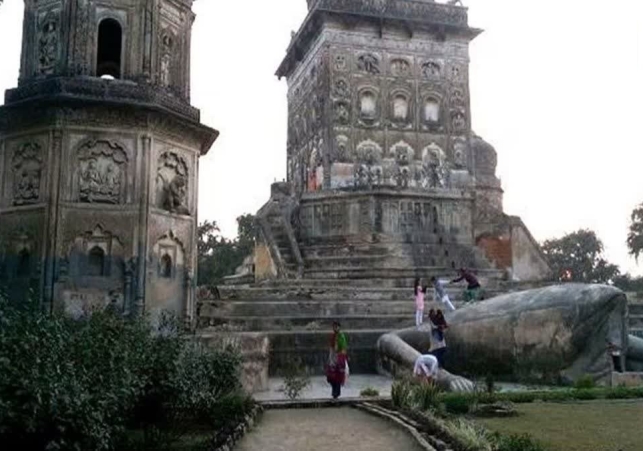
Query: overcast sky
1,1,642,275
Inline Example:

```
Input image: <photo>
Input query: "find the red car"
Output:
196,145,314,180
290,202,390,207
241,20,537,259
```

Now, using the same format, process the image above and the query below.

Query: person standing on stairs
326,321,348,399
414,278,426,327
430,276,456,312
451,268,482,302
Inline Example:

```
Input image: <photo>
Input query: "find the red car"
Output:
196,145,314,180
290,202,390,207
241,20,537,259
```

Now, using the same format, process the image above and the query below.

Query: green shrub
413,381,442,411
494,433,548,451
0,300,245,451
443,393,474,415
504,392,536,404
391,378,414,409
571,389,598,401
360,387,380,397
574,375,596,390
280,359,310,400
443,418,493,451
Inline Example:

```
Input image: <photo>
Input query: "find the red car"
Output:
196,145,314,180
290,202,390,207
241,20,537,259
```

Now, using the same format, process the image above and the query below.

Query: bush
571,389,598,401
494,433,548,451
413,381,441,411
360,387,380,397
0,300,246,451
504,392,536,404
574,375,596,390
443,393,474,415
280,359,310,400
391,378,414,409
443,418,493,451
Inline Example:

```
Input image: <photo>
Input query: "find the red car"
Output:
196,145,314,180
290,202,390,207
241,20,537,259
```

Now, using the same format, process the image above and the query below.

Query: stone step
629,314,643,329
303,255,389,269
198,299,467,318
215,286,504,301
629,304,643,316
267,329,389,375
199,314,416,331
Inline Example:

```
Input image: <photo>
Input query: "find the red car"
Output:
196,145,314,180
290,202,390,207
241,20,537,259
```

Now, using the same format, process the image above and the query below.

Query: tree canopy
197,214,255,286
627,203,643,263
541,229,620,284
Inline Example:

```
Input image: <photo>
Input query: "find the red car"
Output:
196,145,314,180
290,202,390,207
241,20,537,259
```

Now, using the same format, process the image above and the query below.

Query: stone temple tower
248,0,550,284
0,0,218,321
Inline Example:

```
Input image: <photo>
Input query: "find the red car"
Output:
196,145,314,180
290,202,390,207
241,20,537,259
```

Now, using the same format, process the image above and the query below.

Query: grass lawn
478,399,643,451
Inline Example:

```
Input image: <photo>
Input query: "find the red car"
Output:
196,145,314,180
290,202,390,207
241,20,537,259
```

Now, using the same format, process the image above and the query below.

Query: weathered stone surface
378,284,630,389
0,0,218,322
244,0,550,285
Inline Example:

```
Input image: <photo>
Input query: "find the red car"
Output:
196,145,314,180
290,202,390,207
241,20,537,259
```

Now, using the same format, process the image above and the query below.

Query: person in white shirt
430,276,456,312
413,354,439,382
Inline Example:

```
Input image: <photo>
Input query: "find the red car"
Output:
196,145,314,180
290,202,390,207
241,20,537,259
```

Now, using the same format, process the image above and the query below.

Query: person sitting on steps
451,267,482,302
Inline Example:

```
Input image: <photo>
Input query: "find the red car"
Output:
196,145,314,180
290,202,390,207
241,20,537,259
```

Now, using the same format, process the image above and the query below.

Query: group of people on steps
325,268,483,397
414,268,482,382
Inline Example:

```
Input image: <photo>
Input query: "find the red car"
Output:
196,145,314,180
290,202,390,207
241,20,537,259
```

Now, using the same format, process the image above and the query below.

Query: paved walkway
235,407,424,451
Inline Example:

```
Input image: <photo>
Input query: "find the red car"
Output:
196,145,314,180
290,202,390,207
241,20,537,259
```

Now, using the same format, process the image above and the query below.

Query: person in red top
451,268,481,302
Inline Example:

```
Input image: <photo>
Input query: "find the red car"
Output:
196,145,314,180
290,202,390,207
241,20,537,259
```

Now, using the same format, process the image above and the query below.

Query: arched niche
422,96,441,124
355,140,383,165
389,141,415,166
68,225,124,280
358,88,379,123
389,89,412,126
153,231,185,281
96,18,123,79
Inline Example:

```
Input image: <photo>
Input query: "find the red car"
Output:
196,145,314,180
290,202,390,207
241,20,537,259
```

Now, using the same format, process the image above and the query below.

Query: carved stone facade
0,0,218,320
253,0,551,283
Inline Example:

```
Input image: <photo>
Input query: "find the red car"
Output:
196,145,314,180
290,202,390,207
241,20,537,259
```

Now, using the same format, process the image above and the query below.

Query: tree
627,204,643,263
541,229,620,283
197,215,256,286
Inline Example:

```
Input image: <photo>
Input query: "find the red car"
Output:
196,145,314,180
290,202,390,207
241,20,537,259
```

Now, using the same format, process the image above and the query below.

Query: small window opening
160,254,172,279
17,250,30,277
97,19,123,79
87,246,106,277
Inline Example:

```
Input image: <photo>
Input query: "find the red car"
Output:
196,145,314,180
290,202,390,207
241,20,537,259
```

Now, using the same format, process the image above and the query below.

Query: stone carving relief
12,142,43,206
390,58,411,77
451,109,467,132
390,142,414,166
421,143,448,188
449,62,467,82
77,140,128,204
354,164,383,189
355,140,383,165
395,166,411,189
160,30,175,87
335,135,350,163
334,54,348,72
421,60,441,79
357,53,380,74
38,13,60,75
452,138,468,170
332,78,350,98
157,151,190,215
450,86,466,107
334,100,351,125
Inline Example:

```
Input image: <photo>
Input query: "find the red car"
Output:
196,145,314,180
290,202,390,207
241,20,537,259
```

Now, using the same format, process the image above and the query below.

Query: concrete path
253,375,553,402
235,407,424,451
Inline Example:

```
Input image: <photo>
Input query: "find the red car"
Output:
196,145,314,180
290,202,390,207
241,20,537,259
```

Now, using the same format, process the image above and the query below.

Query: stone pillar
135,135,152,315
42,129,63,314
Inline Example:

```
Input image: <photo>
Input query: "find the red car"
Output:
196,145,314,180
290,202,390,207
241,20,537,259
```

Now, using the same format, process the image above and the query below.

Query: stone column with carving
42,129,63,314
135,135,152,315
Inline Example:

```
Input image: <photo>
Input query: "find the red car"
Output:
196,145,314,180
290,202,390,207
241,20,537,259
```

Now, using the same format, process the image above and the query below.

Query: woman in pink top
414,278,425,327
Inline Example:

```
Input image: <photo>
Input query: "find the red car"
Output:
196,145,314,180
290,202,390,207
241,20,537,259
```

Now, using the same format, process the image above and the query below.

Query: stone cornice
277,0,482,79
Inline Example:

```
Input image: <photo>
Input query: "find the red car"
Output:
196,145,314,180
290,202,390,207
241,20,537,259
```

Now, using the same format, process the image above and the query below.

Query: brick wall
476,235,512,269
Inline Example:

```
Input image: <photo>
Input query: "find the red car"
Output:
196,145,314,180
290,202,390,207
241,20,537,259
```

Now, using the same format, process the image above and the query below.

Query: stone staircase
629,303,643,339
198,273,507,376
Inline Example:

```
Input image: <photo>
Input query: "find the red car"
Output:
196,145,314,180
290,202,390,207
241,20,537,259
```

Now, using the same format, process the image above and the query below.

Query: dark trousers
331,381,342,399
612,355,623,373
431,347,447,367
